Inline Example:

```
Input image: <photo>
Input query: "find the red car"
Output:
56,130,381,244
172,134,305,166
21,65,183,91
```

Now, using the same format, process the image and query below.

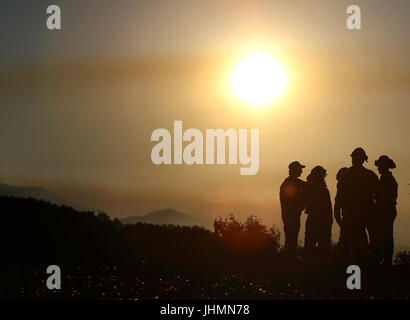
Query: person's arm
279,182,284,203
385,176,398,206
326,189,333,223
393,178,398,204
371,171,380,206
279,182,287,222
301,180,307,213
334,199,342,226
334,183,342,226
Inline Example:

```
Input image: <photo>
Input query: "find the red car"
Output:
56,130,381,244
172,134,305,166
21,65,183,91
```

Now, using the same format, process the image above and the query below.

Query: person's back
378,172,398,211
305,180,332,220
374,155,398,267
339,165,379,213
334,167,349,259
304,166,333,259
338,147,378,260
279,161,306,258
280,176,305,215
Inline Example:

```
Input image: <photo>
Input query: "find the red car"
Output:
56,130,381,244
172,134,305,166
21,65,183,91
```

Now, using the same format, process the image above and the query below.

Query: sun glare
230,52,287,107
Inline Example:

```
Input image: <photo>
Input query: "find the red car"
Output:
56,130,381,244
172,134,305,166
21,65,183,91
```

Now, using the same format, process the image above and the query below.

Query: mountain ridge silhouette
121,208,206,227
0,182,83,210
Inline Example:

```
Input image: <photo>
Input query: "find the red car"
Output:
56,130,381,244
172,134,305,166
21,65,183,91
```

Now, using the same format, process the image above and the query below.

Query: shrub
214,214,280,254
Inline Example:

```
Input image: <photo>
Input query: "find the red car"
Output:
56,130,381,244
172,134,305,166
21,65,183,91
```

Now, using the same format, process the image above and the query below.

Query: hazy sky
1,0,410,63
0,1,409,246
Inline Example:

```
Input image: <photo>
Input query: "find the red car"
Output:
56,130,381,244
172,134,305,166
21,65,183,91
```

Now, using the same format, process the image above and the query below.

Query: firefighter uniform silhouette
280,161,306,257
338,147,379,260
374,155,398,267
304,166,333,259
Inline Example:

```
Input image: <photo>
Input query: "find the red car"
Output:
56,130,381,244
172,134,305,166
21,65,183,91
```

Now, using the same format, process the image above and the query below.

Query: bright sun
230,52,287,107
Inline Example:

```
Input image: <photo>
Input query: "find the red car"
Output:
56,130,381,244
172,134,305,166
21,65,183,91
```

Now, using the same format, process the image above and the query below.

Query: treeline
2,196,410,299
2,196,409,278
0,196,128,266
0,196,281,275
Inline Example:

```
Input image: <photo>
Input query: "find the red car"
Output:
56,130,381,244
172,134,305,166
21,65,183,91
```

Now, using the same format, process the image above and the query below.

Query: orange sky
0,1,409,247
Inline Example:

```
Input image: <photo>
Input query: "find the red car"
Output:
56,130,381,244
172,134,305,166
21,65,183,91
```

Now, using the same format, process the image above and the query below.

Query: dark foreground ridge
0,196,409,300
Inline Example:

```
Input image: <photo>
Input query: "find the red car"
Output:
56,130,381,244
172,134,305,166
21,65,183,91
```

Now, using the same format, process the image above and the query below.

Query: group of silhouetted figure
280,147,398,268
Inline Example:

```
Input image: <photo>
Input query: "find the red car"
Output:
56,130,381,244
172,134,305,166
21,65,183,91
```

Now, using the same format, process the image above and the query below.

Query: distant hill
121,208,205,227
0,182,81,209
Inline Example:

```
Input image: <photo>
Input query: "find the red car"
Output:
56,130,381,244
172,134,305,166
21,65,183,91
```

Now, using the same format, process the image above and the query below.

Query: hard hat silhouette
289,161,305,171
351,147,368,161
375,155,396,169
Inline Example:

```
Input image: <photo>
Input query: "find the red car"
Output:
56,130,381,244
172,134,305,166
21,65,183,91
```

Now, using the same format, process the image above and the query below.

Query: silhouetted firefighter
280,161,306,259
304,166,333,261
338,147,379,263
374,155,398,268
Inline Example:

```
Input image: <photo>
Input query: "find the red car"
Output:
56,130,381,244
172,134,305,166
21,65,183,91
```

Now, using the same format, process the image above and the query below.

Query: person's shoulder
323,187,331,198
391,174,398,186
296,178,306,186
363,167,376,175
281,177,290,184
280,177,290,188
339,167,354,180
363,167,378,180
385,173,398,186
343,166,354,175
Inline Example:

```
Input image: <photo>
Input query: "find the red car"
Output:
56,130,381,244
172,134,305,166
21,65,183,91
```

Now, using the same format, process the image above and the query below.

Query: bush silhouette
394,251,410,265
214,214,280,254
